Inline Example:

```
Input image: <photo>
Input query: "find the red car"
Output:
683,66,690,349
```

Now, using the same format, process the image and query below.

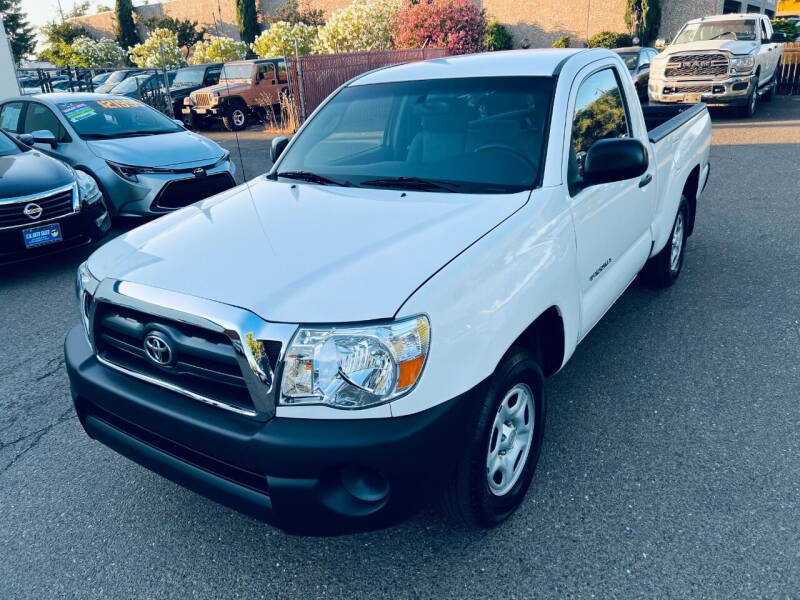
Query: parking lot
0,97,798,598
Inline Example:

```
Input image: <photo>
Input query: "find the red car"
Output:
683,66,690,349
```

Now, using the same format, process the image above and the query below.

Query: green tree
486,21,513,51
253,21,317,57
114,0,138,49
552,35,570,48
0,0,36,61
624,0,660,44
771,18,800,41
144,16,204,57
128,28,184,68
96,4,112,12
188,36,249,64
269,0,325,27
235,0,259,45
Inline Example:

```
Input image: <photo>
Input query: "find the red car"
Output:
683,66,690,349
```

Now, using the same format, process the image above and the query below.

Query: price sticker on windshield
96,99,140,109
60,103,96,122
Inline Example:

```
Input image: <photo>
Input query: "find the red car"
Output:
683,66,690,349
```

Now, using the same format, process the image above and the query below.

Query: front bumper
649,74,755,106
97,160,236,218
183,106,224,118
0,201,109,266
65,325,483,535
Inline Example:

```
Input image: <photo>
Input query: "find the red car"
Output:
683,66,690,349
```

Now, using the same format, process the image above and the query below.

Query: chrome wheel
669,210,685,274
232,109,245,127
486,383,535,496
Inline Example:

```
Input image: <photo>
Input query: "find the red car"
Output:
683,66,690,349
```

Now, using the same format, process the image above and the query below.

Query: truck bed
643,103,708,143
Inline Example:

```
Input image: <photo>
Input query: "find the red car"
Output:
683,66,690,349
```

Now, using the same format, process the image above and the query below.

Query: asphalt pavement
0,98,798,598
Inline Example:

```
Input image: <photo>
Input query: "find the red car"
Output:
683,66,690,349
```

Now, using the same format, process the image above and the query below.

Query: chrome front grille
86,280,297,420
0,184,77,229
665,53,729,79
667,84,714,94
192,92,213,107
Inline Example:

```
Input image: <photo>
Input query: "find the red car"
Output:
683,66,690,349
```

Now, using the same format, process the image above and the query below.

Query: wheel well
513,306,565,378
682,165,700,236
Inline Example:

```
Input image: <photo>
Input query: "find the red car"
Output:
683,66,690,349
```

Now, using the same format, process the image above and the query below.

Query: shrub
70,37,126,67
128,29,185,68
253,21,317,58
772,18,800,42
189,36,249,64
552,35,570,48
392,0,487,55
586,31,633,48
486,20,512,51
314,0,406,54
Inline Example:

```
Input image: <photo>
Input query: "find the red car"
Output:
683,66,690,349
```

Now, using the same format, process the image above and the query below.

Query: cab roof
352,49,590,85
689,13,762,23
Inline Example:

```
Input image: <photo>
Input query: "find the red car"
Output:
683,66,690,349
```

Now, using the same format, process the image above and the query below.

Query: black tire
222,105,248,131
440,348,546,528
739,83,758,118
763,65,779,103
643,195,688,288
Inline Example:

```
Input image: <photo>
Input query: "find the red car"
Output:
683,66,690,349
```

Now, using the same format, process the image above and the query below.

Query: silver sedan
0,93,236,217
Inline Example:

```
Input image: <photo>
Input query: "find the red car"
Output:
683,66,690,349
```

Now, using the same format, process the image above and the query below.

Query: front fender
391,186,580,417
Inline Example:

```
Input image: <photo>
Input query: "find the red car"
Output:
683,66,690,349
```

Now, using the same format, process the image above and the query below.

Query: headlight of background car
730,55,755,73
281,316,430,409
75,170,101,204
76,261,99,342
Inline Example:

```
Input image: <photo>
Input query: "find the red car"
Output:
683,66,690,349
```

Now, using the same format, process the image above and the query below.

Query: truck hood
87,131,224,168
664,40,758,56
197,81,251,96
87,179,528,323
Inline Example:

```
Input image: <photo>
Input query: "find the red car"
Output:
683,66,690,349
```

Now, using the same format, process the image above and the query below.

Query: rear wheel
440,348,546,528
222,105,248,131
643,195,688,288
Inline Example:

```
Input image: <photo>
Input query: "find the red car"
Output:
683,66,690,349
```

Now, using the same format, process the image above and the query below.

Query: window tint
570,68,629,156
760,18,769,40
276,61,287,83
23,103,68,141
0,102,24,132
206,68,221,85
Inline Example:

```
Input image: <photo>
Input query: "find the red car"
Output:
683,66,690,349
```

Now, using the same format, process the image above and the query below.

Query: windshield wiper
359,176,459,192
276,171,350,187
709,31,735,40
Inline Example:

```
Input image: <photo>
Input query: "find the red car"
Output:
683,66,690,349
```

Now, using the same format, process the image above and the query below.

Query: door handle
639,173,653,188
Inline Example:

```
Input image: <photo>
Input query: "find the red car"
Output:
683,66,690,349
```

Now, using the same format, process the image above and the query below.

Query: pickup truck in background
649,13,786,117
67,49,712,535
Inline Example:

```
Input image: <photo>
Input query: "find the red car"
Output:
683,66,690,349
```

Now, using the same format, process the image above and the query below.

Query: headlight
210,95,221,105
184,97,193,106
649,58,666,77
730,55,755,73
76,261,99,342
75,170,101,204
106,160,140,183
280,315,430,409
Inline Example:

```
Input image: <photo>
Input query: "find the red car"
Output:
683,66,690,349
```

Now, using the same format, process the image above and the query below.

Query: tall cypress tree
235,0,259,45
625,0,661,44
0,0,35,62
114,0,138,49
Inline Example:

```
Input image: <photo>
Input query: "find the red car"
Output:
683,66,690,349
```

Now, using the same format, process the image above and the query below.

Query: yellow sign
777,0,800,15
96,99,140,109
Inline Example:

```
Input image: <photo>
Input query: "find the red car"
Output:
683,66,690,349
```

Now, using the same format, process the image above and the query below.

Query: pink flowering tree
391,0,488,55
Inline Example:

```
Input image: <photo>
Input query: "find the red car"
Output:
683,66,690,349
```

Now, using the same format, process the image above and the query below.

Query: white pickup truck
649,13,786,117
67,49,712,535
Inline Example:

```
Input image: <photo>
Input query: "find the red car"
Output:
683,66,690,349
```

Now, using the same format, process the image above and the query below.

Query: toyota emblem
144,331,173,366
24,203,43,220
193,167,206,177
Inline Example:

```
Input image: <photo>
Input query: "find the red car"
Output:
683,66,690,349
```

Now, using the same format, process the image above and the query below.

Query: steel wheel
486,383,535,496
669,210,685,274
232,109,246,127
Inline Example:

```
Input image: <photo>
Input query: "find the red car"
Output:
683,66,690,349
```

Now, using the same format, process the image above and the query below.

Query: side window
0,102,24,132
276,61,288,83
260,63,276,82
23,103,68,142
206,68,221,85
638,50,649,67
760,18,770,41
570,68,630,157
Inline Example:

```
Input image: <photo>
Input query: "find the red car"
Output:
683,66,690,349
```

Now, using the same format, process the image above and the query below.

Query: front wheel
643,195,688,288
222,106,248,131
440,348,546,528
739,86,757,118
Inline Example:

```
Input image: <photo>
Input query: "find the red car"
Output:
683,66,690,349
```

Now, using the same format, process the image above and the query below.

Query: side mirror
32,129,57,148
270,136,289,164
582,138,648,186
770,32,787,43
18,133,34,147
655,38,666,50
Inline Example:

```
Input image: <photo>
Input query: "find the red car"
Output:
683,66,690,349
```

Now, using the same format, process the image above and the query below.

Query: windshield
0,130,21,156
220,64,253,80
104,70,129,85
56,99,183,139
110,76,148,94
276,77,553,194
673,20,757,43
617,52,639,70
174,67,204,85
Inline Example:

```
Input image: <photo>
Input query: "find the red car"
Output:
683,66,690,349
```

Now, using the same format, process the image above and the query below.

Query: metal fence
288,47,450,121
16,66,112,94
778,43,800,95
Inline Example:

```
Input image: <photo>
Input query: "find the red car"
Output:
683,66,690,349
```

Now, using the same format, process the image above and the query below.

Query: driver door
566,65,654,339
